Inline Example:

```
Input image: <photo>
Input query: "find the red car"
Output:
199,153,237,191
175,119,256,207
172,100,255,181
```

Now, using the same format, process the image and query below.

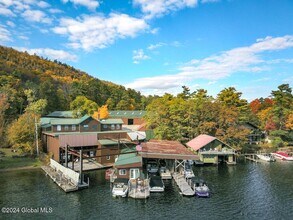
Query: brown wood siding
96,145,120,164
46,135,60,162
97,132,127,140
116,167,142,179
121,118,145,125
116,162,142,169
100,124,122,132
80,118,99,132
52,125,79,133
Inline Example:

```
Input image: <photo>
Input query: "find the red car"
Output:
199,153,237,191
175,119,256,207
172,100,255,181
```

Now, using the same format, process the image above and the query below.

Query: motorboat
160,167,172,180
272,152,293,161
256,154,276,162
191,178,210,198
149,176,165,192
112,178,129,198
147,160,159,174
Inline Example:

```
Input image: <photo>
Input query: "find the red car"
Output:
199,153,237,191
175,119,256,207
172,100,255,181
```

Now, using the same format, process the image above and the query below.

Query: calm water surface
0,161,292,220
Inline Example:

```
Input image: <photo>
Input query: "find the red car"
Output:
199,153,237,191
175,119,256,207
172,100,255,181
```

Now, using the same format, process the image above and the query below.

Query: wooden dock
42,166,79,192
172,173,194,196
244,154,259,163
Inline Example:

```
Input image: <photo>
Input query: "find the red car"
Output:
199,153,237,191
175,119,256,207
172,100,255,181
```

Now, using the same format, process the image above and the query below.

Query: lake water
0,161,292,220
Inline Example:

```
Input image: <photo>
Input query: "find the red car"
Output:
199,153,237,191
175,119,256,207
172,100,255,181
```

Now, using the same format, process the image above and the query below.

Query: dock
42,159,89,192
42,166,78,192
244,154,259,163
172,173,195,196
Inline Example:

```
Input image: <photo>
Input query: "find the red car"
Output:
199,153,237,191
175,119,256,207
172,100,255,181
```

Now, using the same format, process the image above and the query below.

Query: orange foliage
93,105,109,120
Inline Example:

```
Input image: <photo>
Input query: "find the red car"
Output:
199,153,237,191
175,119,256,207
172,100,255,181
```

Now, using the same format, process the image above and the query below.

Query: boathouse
114,148,143,179
186,134,237,165
139,140,199,172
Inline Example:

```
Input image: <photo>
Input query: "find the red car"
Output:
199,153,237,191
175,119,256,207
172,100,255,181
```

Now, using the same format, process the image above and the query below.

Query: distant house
186,134,236,165
109,110,146,131
41,111,129,165
243,122,264,145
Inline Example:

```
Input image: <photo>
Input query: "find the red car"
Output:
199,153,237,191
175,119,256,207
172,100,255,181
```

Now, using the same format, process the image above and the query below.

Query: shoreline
0,165,41,172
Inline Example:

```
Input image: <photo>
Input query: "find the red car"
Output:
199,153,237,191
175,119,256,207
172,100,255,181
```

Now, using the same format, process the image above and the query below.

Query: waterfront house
243,122,264,145
186,134,237,165
41,111,128,165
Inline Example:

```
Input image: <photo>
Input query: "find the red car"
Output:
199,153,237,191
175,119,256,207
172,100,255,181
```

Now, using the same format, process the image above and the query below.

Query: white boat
112,178,129,198
191,178,210,198
272,152,293,161
149,176,165,192
160,167,172,180
256,154,276,162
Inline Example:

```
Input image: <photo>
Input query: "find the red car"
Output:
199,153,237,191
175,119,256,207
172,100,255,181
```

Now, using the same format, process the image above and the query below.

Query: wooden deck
42,166,79,192
172,173,194,196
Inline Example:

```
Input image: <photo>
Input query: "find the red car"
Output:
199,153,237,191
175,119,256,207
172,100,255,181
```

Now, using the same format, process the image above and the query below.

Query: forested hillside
0,45,149,117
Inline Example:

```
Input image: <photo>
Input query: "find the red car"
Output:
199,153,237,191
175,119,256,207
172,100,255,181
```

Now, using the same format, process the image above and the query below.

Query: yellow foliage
285,113,293,130
93,105,109,120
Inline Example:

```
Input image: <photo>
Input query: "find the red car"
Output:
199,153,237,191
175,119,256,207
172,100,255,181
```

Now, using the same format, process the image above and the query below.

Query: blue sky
0,0,292,100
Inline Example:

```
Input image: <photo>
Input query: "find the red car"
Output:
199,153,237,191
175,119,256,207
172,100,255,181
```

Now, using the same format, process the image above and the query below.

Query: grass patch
0,148,42,170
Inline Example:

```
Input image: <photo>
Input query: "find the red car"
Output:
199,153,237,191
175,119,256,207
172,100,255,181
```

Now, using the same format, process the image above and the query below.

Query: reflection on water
0,162,292,220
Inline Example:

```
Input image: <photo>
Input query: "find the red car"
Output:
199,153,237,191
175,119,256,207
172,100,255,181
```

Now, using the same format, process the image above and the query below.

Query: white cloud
147,42,166,50
18,35,29,40
49,8,63,14
133,49,150,64
201,0,220,3
15,47,78,62
6,21,15,27
0,25,12,42
62,0,99,10
0,7,15,16
21,9,52,24
133,0,198,19
53,13,149,51
207,80,217,85
37,1,51,8
126,35,293,92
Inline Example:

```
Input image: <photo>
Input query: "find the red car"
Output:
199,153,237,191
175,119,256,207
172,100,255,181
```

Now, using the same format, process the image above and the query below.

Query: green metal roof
46,111,74,118
115,149,142,166
50,115,91,125
99,118,124,124
109,111,146,119
98,139,119,146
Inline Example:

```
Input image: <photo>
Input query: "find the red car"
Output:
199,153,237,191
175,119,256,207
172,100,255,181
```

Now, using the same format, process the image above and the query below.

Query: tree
93,105,109,120
0,93,9,145
217,87,249,122
271,84,293,130
70,96,98,117
285,113,293,130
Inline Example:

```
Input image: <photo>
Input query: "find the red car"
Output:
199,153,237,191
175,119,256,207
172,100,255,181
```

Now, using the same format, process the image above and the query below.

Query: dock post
79,149,83,184
65,145,68,168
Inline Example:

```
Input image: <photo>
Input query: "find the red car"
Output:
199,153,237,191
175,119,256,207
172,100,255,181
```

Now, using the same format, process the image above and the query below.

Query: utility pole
35,116,39,156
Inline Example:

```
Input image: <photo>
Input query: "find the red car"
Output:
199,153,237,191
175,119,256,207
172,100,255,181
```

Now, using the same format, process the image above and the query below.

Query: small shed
186,134,236,165
114,149,142,179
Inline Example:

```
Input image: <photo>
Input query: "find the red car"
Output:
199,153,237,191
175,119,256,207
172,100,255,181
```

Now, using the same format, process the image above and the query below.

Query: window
92,125,97,130
128,119,134,125
106,155,111,160
119,169,126,175
83,124,89,130
72,125,76,131
103,124,108,129
64,125,69,131
130,168,140,179
57,125,61,131
116,124,120,130
111,124,115,130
